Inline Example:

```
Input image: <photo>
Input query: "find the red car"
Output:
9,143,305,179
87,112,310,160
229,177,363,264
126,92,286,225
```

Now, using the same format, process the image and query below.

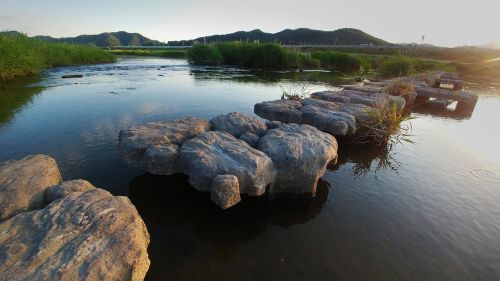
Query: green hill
167,28,389,46
32,31,165,47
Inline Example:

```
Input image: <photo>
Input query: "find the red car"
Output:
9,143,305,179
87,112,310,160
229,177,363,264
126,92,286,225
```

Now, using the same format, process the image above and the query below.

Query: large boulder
300,105,356,135
0,188,150,281
210,112,267,137
180,131,275,196
0,156,150,281
118,117,211,173
0,154,62,221
258,124,338,195
254,100,303,124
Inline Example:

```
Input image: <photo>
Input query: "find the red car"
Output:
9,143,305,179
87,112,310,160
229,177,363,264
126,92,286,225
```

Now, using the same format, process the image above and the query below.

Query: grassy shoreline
107,48,188,59
0,34,116,81
186,43,455,77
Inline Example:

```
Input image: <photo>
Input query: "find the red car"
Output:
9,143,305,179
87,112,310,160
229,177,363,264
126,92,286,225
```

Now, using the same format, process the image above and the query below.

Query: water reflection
0,76,45,127
129,173,330,278
190,67,355,86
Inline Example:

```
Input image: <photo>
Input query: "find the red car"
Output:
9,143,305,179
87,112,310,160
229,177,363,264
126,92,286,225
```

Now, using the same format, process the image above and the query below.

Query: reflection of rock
119,113,338,209
258,124,338,195
0,155,150,281
180,131,275,196
0,154,62,221
128,173,330,277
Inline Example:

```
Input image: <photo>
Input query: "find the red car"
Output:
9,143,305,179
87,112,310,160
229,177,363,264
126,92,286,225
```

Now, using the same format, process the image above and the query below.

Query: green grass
187,43,454,77
0,34,116,81
107,49,188,59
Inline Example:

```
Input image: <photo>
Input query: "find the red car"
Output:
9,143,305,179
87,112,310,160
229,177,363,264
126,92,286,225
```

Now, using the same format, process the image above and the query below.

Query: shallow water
1,57,499,281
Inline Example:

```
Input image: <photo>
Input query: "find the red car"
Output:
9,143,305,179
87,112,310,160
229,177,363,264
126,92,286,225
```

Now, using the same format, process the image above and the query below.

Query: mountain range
167,28,389,46
33,31,165,47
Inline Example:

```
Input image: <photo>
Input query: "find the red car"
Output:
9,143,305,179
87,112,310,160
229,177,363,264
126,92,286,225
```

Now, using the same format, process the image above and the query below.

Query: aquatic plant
354,102,414,146
279,82,311,100
0,33,116,81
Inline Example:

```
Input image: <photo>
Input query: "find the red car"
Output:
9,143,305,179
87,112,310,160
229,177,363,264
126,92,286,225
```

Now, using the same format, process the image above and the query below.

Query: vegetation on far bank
107,48,188,59
0,34,116,81
187,42,455,77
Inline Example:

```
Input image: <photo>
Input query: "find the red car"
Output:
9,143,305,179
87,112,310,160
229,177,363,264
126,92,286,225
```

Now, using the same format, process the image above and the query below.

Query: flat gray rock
0,154,62,221
300,98,340,111
119,117,211,168
210,112,267,137
180,131,276,196
300,105,355,135
258,124,338,195
254,100,303,124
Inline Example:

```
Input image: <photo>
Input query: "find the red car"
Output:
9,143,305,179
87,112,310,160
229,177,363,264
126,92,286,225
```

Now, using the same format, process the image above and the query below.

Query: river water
1,57,499,281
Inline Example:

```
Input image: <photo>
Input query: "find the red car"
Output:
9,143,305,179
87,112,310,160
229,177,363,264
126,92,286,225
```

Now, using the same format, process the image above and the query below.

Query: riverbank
186,43,455,77
0,34,116,81
107,48,188,59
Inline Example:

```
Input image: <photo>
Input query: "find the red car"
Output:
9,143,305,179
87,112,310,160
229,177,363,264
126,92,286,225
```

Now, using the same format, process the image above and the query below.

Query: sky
1,0,499,47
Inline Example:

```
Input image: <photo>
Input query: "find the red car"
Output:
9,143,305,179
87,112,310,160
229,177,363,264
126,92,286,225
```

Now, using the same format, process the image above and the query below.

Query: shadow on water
128,173,330,279
0,75,45,127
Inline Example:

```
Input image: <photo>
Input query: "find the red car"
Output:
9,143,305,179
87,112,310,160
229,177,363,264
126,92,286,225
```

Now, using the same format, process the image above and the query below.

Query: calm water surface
1,57,499,281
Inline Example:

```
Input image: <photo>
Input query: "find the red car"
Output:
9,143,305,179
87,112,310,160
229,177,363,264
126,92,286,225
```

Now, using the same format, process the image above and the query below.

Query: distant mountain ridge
0,31,165,47
167,28,389,46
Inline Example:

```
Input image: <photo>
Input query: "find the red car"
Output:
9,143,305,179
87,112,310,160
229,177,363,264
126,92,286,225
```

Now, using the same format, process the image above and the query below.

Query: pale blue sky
1,0,498,47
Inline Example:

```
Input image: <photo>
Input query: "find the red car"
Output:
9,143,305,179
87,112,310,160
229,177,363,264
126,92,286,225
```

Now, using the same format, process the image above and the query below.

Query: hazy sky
1,0,498,47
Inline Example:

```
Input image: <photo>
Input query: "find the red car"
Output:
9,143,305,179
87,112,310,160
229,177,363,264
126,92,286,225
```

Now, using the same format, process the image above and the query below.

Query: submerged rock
180,131,275,196
0,154,62,221
211,175,241,209
258,124,338,195
0,155,150,281
210,112,267,137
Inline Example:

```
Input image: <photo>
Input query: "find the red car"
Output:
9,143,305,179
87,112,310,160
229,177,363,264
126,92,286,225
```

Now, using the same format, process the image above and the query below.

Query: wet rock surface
254,100,303,124
0,156,151,281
